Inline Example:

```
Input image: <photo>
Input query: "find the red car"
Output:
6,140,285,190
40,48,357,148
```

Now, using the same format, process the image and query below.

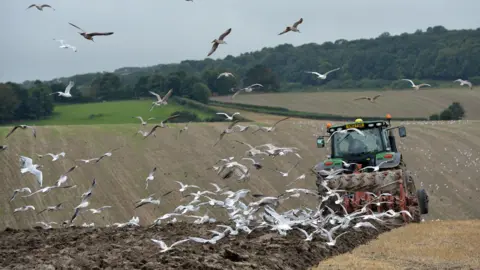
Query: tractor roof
327,120,389,134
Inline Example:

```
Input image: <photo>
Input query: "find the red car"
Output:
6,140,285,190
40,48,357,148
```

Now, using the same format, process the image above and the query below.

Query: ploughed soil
0,222,392,270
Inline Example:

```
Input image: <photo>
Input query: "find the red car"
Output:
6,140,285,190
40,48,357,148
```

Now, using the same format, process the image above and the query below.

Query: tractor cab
315,114,407,173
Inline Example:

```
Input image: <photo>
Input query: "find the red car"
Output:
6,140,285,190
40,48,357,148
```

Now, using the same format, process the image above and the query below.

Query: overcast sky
1,0,479,83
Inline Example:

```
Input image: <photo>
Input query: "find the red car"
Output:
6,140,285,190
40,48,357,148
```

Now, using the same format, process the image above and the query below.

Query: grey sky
1,0,479,83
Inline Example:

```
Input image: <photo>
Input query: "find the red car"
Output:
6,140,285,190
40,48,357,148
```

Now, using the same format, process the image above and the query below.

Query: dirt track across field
0,222,391,270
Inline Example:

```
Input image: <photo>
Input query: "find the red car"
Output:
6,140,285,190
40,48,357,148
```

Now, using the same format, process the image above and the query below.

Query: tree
190,83,211,104
0,84,20,122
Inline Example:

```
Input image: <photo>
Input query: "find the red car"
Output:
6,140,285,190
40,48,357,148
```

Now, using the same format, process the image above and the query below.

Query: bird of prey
278,18,303,35
354,94,382,103
208,28,232,56
26,4,55,11
5,125,36,139
68,22,114,41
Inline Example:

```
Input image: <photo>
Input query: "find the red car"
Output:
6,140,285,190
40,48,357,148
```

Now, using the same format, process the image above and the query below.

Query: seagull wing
272,116,290,128
162,89,174,102
26,4,37,9
354,97,368,101
149,91,162,102
216,112,229,118
5,126,20,138
89,32,114,37
292,18,303,28
65,81,75,94
218,28,232,40
324,68,340,76
372,94,382,100
68,22,86,33
401,79,415,87
207,42,219,56
31,168,43,187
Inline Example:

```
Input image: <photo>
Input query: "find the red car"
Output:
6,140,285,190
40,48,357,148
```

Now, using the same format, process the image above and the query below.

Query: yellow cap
354,118,363,123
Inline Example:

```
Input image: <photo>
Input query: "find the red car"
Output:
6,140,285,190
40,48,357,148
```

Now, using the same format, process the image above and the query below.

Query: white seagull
10,187,32,201
89,206,112,214
216,112,240,121
149,89,173,111
37,152,66,161
49,81,75,98
305,68,341,80
401,79,431,90
133,116,155,126
454,79,473,90
217,72,235,79
151,238,191,253
145,167,157,189
13,205,36,213
53,39,77,52
19,156,43,187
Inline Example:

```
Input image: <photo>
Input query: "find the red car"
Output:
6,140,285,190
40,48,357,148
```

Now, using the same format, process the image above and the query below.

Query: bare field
314,220,480,270
212,88,480,119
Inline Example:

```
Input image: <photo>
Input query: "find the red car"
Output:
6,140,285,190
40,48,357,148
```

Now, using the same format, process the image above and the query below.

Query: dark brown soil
0,221,393,270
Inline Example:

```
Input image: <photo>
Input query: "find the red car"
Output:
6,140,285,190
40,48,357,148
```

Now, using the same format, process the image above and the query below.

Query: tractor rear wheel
417,189,429,214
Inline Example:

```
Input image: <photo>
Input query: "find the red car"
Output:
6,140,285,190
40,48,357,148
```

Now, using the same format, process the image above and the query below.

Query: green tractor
313,116,429,223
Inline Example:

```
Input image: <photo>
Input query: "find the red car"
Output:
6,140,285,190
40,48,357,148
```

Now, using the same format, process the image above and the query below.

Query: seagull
319,226,350,246
143,115,180,139
208,28,232,56
145,167,157,189
68,23,114,42
358,160,392,172
232,124,258,132
234,140,269,157
5,125,36,139
54,165,78,187
278,18,303,35
75,158,98,164
177,122,191,138
94,146,123,164
286,174,306,187
149,89,173,111
136,130,156,138
252,117,290,133
53,39,77,52
37,152,66,161
13,205,36,213
151,238,191,253
0,145,7,151
305,68,341,80
213,119,241,146
19,156,43,187
454,79,473,90
401,79,431,90
269,161,299,177
80,178,96,201
296,227,321,241
241,157,263,170
37,203,64,214
89,206,112,214
353,222,378,231
133,116,155,126
10,187,32,202
70,200,90,223
135,194,161,209
175,181,200,194
26,4,55,11
326,128,365,143
231,84,263,99
216,112,240,121
354,94,382,103
36,221,57,229
217,72,235,79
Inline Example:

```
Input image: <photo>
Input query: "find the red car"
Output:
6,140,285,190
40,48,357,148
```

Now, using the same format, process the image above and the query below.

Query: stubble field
212,88,480,119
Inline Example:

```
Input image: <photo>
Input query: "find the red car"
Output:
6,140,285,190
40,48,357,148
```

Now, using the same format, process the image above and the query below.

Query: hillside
1,115,480,230
315,220,480,270
17,26,480,100
212,88,480,119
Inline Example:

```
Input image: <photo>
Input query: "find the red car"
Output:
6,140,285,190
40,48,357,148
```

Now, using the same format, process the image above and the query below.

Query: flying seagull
208,28,232,56
252,117,290,133
454,79,473,90
95,146,123,164
68,22,114,42
133,116,155,126
401,79,431,90
26,4,55,11
278,18,303,35
37,152,66,161
149,89,173,111
89,206,112,214
305,68,341,80
49,81,74,97
354,95,382,103
151,238,191,253
177,121,191,139
13,205,36,213
213,119,241,146
53,39,77,52
5,125,36,139
19,156,43,187
231,84,263,99
145,167,157,189
37,203,64,214
216,112,240,121
217,72,235,79
143,115,180,139
10,187,32,202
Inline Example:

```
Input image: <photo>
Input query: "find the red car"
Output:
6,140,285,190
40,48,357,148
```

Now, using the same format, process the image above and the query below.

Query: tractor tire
417,189,429,214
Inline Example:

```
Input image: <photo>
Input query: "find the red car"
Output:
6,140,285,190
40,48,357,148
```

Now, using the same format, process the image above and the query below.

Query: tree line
429,102,465,121
0,82,54,124
20,25,478,100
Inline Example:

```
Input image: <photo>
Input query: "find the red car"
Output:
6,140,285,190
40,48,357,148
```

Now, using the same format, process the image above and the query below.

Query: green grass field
2,100,214,126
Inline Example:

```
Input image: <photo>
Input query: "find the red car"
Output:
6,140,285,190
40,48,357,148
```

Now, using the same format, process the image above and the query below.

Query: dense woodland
1,26,478,123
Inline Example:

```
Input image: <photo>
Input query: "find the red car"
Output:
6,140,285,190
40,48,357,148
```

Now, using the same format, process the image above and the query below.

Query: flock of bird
2,102,417,254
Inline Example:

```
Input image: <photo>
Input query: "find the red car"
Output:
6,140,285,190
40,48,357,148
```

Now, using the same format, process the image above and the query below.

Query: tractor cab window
332,128,385,158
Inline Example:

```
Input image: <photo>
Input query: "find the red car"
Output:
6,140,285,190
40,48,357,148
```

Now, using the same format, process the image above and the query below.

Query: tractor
313,114,429,223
